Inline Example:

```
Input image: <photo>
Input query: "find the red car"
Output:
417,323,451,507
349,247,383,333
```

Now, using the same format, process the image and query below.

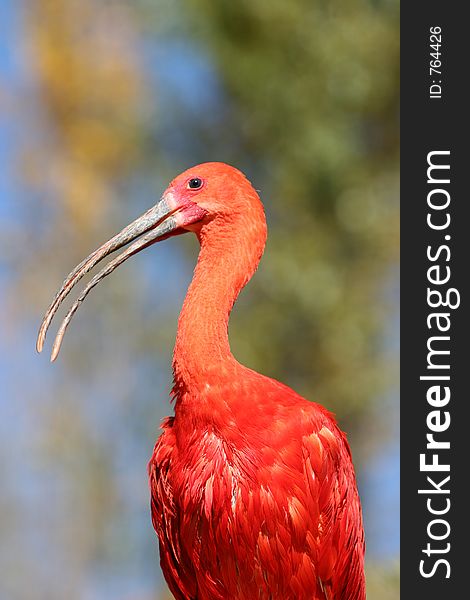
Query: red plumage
150,372,365,599
148,163,365,599
38,162,365,600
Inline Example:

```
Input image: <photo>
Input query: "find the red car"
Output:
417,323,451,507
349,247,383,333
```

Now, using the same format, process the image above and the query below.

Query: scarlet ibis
37,162,365,599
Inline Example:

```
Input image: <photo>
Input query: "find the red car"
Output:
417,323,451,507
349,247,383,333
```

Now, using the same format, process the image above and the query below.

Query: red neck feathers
172,186,267,394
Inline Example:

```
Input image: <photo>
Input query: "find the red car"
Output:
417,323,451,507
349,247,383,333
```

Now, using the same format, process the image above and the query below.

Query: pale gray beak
37,196,181,361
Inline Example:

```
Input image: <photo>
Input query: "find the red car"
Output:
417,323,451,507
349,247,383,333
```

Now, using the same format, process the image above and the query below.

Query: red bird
38,163,365,600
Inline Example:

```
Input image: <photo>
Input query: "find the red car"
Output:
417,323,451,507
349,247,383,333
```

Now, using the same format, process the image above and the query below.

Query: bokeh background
0,1,399,598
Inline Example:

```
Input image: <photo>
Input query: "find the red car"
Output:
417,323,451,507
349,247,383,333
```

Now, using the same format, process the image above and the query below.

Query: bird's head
36,162,264,361
165,162,263,228
165,162,267,260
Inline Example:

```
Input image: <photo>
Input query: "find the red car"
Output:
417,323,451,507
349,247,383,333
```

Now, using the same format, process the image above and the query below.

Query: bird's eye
187,177,203,190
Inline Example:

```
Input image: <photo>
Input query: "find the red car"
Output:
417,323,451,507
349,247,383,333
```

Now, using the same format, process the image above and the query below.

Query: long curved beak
37,195,203,361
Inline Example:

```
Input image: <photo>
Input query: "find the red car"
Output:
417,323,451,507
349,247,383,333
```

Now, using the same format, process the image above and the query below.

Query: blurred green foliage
182,0,399,430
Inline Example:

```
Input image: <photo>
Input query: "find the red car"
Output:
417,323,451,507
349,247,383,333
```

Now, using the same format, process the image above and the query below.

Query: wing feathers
149,406,365,600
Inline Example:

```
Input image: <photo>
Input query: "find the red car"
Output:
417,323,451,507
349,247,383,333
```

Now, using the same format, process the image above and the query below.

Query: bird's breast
148,388,364,600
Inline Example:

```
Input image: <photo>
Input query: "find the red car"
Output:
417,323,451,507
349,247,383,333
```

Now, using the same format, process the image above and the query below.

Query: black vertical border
401,4,467,598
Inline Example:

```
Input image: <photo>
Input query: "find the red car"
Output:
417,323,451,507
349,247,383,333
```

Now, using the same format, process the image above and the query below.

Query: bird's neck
173,213,266,394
